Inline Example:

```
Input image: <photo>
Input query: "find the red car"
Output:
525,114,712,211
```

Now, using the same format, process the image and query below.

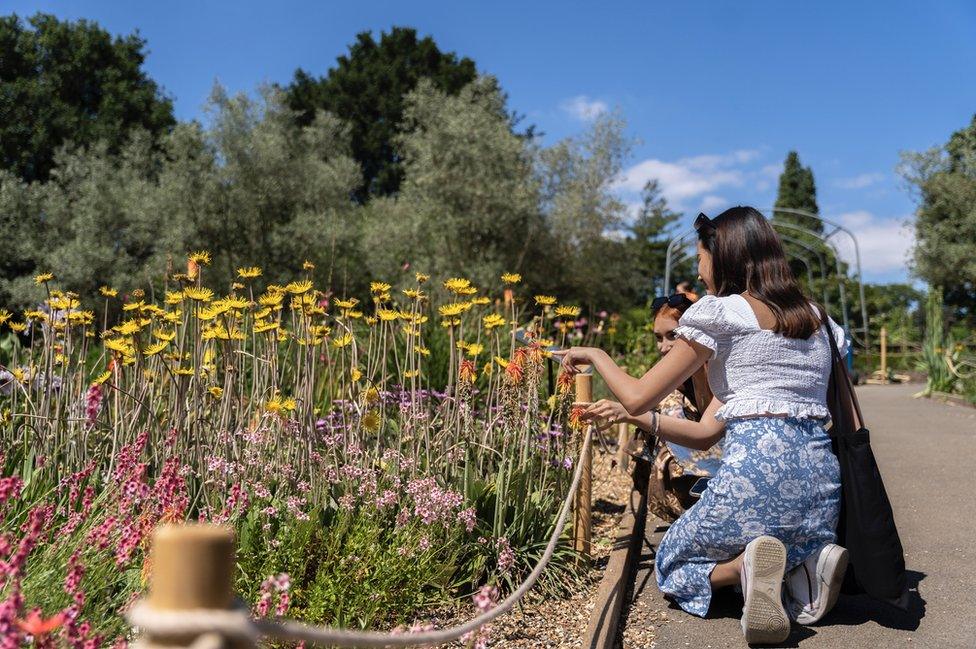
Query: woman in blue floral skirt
555,207,848,644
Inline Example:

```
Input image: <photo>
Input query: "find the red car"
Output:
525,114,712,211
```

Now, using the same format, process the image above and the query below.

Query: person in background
582,291,722,521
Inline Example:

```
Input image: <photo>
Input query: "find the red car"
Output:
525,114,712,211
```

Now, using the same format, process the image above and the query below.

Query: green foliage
0,13,175,182
919,287,957,395
0,86,365,309
773,150,821,235
900,114,976,323
536,112,635,310
285,27,478,201
362,78,543,290
624,181,683,302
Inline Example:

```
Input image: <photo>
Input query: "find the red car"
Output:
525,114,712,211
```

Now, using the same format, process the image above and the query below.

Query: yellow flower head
9,322,27,333
143,341,169,357
465,342,485,357
23,310,48,322
183,287,214,302
189,251,212,265
285,280,313,294
104,338,135,356
501,272,522,284
34,273,55,285
254,321,280,334
93,370,112,386
113,319,142,336
415,273,430,284
417,346,431,357
402,288,425,300
331,332,354,348
208,386,224,399
361,411,381,432
554,305,582,318
443,277,472,294
99,286,119,298
237,266,263,279
370,282,392,294
377,308,398,322
302,260,315,271
335,297,359,310
0,309,11,325
350,367,363,382
534,295,557,306
483,313,507,330
438,302,468,318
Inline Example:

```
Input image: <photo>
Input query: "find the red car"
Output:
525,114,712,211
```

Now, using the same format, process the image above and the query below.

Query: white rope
127,428,594,648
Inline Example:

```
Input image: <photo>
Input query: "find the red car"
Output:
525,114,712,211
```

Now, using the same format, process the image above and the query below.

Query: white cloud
614,149,761,206
834,172,885,189
560,95,608,122
699,195,729,213
830,210,914,275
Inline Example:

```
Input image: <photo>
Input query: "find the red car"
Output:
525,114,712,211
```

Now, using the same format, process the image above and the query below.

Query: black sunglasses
694,212,715,231
651,293,694,312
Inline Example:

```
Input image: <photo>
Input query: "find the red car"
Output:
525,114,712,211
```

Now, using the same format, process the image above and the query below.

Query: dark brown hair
697,206,820,339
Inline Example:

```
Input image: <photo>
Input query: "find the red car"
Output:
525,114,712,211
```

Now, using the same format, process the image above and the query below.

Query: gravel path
619,383,976,648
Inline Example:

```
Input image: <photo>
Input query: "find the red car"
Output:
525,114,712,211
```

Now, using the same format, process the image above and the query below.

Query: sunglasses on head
651,293,694,312
694,212,715,231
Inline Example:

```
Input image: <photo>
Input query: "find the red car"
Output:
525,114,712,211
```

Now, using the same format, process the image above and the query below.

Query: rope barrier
128,427,594,648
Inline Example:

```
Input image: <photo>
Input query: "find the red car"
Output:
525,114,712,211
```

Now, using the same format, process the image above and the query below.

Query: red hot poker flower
16,608,65,637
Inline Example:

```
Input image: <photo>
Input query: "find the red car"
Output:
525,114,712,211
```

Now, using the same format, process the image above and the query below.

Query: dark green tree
773,150,822,236
284,27,477,201
0,13,175,182
627,180,683,300
900,114,976,323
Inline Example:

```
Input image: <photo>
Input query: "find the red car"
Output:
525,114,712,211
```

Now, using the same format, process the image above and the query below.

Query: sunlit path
625,383,976,648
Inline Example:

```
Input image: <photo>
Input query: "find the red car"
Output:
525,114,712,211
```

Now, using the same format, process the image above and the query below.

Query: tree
0,85,363,309
900,115,976,322
536,112,634,309
284,27,477,201
626,180,682,301
0,13,175,182
773,151,822,236
362,77,543,289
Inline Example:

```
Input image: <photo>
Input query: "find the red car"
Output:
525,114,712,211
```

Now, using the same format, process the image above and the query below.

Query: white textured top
674,294,848,422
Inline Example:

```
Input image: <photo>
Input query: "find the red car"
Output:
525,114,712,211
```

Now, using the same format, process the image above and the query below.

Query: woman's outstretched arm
578,396,725,451
553,338,711,416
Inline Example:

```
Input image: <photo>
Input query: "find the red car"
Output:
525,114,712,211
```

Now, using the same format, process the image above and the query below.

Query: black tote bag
824,325,911,609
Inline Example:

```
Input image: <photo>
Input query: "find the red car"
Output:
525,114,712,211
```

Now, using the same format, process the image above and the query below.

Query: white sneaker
784,543,849,625
740,535,791,644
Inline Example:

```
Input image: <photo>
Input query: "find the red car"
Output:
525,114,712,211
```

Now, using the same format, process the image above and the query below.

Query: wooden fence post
574,370,592,558
615,421,631,473
136,524,249,648
880,325,888,383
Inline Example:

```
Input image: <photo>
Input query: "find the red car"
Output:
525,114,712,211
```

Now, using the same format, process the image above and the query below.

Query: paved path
620,383,976,648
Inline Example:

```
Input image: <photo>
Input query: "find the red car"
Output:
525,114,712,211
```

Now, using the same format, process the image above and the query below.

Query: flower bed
0,257,607,647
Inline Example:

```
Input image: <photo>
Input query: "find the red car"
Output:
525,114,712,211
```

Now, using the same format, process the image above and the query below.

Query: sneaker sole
742,536,791,644
815,545,849,622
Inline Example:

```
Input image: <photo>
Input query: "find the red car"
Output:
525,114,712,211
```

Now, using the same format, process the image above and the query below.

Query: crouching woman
555,207,847,644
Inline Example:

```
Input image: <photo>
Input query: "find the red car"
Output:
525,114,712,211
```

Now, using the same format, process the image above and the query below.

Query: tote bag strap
819,308,866,430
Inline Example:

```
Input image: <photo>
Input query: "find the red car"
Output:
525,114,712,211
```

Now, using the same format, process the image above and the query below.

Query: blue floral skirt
655,416,841,617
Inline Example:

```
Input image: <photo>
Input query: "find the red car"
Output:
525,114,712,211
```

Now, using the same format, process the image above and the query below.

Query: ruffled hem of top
714,398,830,422
673,325,717,359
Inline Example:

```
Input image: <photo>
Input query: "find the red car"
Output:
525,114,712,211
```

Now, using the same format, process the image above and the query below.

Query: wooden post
880,325,888,383
574,371,592,557
615,421,632,473
138,524,249,648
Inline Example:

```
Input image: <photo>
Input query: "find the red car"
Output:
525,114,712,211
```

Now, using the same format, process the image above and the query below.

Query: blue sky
8,1,976,283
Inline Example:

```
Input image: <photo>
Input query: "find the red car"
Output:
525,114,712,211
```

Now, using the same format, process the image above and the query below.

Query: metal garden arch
662,207,870,350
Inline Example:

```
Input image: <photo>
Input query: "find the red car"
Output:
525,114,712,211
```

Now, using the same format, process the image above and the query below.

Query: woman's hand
551,346,597,376
574,399,633,431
